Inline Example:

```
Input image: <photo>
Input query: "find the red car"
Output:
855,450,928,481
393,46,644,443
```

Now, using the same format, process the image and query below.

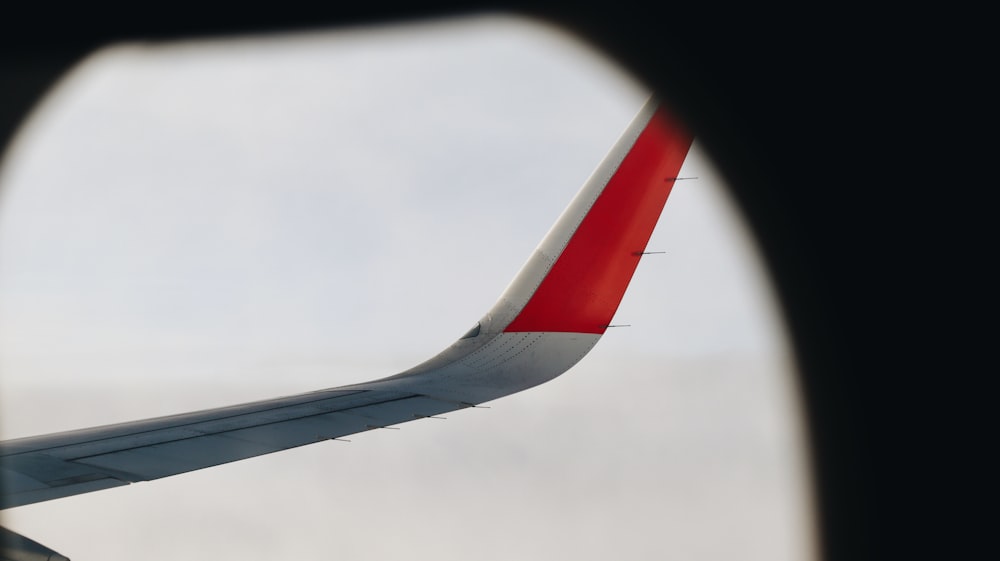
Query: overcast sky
0,15,815,561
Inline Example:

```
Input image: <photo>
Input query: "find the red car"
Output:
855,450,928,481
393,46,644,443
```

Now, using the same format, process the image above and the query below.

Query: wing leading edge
0,99,692,514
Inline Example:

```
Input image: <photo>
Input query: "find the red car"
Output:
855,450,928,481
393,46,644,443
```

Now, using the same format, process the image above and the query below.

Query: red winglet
504,106,693,334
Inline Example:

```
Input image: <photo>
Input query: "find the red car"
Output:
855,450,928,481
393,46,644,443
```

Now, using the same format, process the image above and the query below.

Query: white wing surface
1,99,691,555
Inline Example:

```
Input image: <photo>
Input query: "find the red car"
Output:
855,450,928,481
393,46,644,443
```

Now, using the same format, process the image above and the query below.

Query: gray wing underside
0,387,469,509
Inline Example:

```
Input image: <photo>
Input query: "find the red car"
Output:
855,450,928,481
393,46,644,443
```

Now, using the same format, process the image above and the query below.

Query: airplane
0,97,692,560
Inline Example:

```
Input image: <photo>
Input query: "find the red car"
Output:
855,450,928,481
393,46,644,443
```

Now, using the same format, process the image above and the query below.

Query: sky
0,15,815,561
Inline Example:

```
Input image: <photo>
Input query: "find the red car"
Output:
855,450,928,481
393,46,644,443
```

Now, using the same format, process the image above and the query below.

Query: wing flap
0,389,369,456
1,390,471,507
1,473,127,510
73,434,281,481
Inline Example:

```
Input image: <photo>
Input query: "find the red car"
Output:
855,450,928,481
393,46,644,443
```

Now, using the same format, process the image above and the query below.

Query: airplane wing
1,98,691,557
